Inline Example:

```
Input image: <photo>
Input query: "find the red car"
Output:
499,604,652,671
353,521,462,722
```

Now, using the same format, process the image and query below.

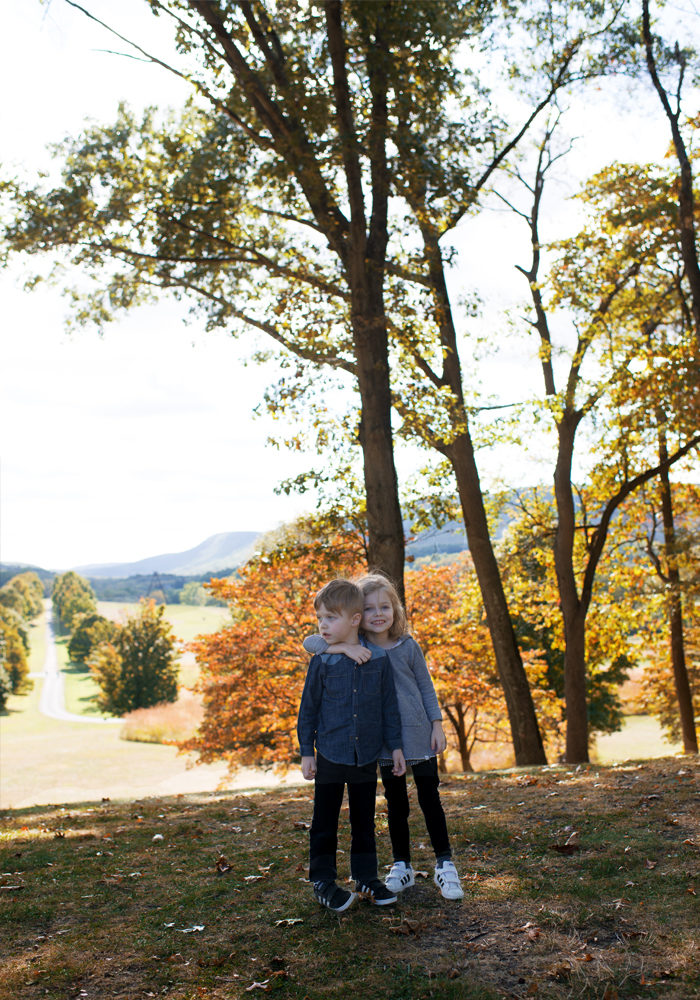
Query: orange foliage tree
181,524,365,771
405,558,510,771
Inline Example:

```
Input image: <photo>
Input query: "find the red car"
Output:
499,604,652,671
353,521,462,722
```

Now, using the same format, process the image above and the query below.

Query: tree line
2,0,698,761
0,571,44,709
52,572,179,716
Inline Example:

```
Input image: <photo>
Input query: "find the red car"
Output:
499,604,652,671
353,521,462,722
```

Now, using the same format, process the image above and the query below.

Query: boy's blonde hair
313,578,363,615
355,573,408,639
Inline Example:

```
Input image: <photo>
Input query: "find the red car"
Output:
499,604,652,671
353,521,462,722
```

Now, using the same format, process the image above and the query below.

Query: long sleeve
407,638,442,720
297,655,323,757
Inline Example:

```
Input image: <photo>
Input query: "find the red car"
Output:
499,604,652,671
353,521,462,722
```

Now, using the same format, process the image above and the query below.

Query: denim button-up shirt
297,648,402,767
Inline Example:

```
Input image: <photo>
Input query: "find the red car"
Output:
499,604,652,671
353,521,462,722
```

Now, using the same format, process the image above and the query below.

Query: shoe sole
356,888,398,906
316,890,357,913
433,875,464,900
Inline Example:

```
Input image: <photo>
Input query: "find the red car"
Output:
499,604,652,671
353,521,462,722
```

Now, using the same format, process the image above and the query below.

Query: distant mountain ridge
74,531,261,579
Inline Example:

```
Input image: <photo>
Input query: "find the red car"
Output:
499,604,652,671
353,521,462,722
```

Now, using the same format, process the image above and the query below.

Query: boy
297,579,406,913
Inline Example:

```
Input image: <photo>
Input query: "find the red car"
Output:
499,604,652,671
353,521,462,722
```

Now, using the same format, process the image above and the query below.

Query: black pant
380,757,451,864
309,758,378,885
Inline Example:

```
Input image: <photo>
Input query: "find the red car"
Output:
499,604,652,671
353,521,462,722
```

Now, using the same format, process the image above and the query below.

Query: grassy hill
1,756,697,999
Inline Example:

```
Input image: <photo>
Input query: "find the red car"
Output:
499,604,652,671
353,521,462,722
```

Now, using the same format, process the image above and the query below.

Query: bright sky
0,0,686,571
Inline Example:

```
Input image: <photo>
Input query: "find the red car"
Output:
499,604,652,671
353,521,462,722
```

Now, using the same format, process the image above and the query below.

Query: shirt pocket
324,666,350,699
359,665,381,696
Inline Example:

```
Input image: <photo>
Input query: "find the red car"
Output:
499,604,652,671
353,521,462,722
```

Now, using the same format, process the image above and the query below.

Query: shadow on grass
1,757,698,999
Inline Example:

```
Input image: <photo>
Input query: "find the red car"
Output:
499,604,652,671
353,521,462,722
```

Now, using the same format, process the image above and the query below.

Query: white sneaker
434,860,463,899
385,861,415,893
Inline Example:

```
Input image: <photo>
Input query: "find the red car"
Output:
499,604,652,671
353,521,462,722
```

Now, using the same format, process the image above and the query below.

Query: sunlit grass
1,757,697,999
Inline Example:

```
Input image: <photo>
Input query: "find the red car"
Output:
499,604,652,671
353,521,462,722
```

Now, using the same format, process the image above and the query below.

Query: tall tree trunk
448,434,547,765
351,295,406,599
658,432,698,754
553,414,590,763
405,220,546,765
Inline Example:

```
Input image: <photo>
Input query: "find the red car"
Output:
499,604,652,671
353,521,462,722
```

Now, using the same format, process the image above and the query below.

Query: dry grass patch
0,756,698,999
120,691,204,744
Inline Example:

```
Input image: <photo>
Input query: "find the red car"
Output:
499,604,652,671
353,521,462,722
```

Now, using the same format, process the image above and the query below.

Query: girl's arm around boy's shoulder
302,633,371,663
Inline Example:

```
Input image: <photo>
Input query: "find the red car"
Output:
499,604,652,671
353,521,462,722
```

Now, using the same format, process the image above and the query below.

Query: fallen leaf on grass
245,875,263,882
550,843,581,855
293,821,310,830
386,917,426,935
245,980,270,992
178,925,205,933
644,859,658,869
687,886,696,896
548,960,572,980
274,918,303,927
602,987,619,1000
215,856,232,875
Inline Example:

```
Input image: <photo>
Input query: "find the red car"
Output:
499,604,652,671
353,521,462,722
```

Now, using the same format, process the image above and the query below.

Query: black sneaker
354,878,398,906
313,880,356,913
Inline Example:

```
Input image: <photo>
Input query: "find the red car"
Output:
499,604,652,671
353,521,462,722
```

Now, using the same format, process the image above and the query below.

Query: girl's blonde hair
355,572,408,640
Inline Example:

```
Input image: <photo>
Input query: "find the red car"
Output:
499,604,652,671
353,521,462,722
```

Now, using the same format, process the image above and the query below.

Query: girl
303,572,463,900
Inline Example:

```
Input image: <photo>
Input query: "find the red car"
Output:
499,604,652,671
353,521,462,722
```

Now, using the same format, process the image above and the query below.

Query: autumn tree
3,0,641,765
623,480,699,752
90,600,178,715
68,612,119,666
182,521,365,769
507,130,700,761
402,558,509,771
0,572,44,620
641,0,700,344
0,606,32,696
51,571,97,633
498,493,641,758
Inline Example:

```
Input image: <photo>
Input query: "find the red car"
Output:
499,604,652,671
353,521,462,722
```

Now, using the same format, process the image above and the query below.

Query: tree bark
448,433,547,765
657,432,698,754
553,413,590,763
410,222,546,766
351,297,406,597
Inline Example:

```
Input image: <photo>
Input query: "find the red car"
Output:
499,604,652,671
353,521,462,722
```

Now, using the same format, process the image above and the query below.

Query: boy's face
316,602,361,646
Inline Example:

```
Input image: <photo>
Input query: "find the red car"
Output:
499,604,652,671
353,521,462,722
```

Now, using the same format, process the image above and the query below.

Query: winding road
38,610,122,724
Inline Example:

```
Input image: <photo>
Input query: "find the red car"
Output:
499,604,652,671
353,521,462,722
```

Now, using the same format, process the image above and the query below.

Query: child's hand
301,755,317,780
391,748,406,777
431,720,447,755
327,642,371,664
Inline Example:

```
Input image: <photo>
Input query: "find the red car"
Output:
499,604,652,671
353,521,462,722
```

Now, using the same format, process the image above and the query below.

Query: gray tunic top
303,634,442,764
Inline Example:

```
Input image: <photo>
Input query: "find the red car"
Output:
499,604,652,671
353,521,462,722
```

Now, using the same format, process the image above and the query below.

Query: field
1,756,698,999
0,607,293,811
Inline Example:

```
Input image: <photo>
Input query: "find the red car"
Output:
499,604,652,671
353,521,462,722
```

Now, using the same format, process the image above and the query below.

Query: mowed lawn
1,606,294,811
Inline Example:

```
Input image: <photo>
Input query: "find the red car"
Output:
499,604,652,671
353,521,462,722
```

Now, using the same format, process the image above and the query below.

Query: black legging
380,757,451,864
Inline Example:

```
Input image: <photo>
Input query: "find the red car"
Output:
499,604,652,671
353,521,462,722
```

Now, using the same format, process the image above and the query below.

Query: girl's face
361,588,394,640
